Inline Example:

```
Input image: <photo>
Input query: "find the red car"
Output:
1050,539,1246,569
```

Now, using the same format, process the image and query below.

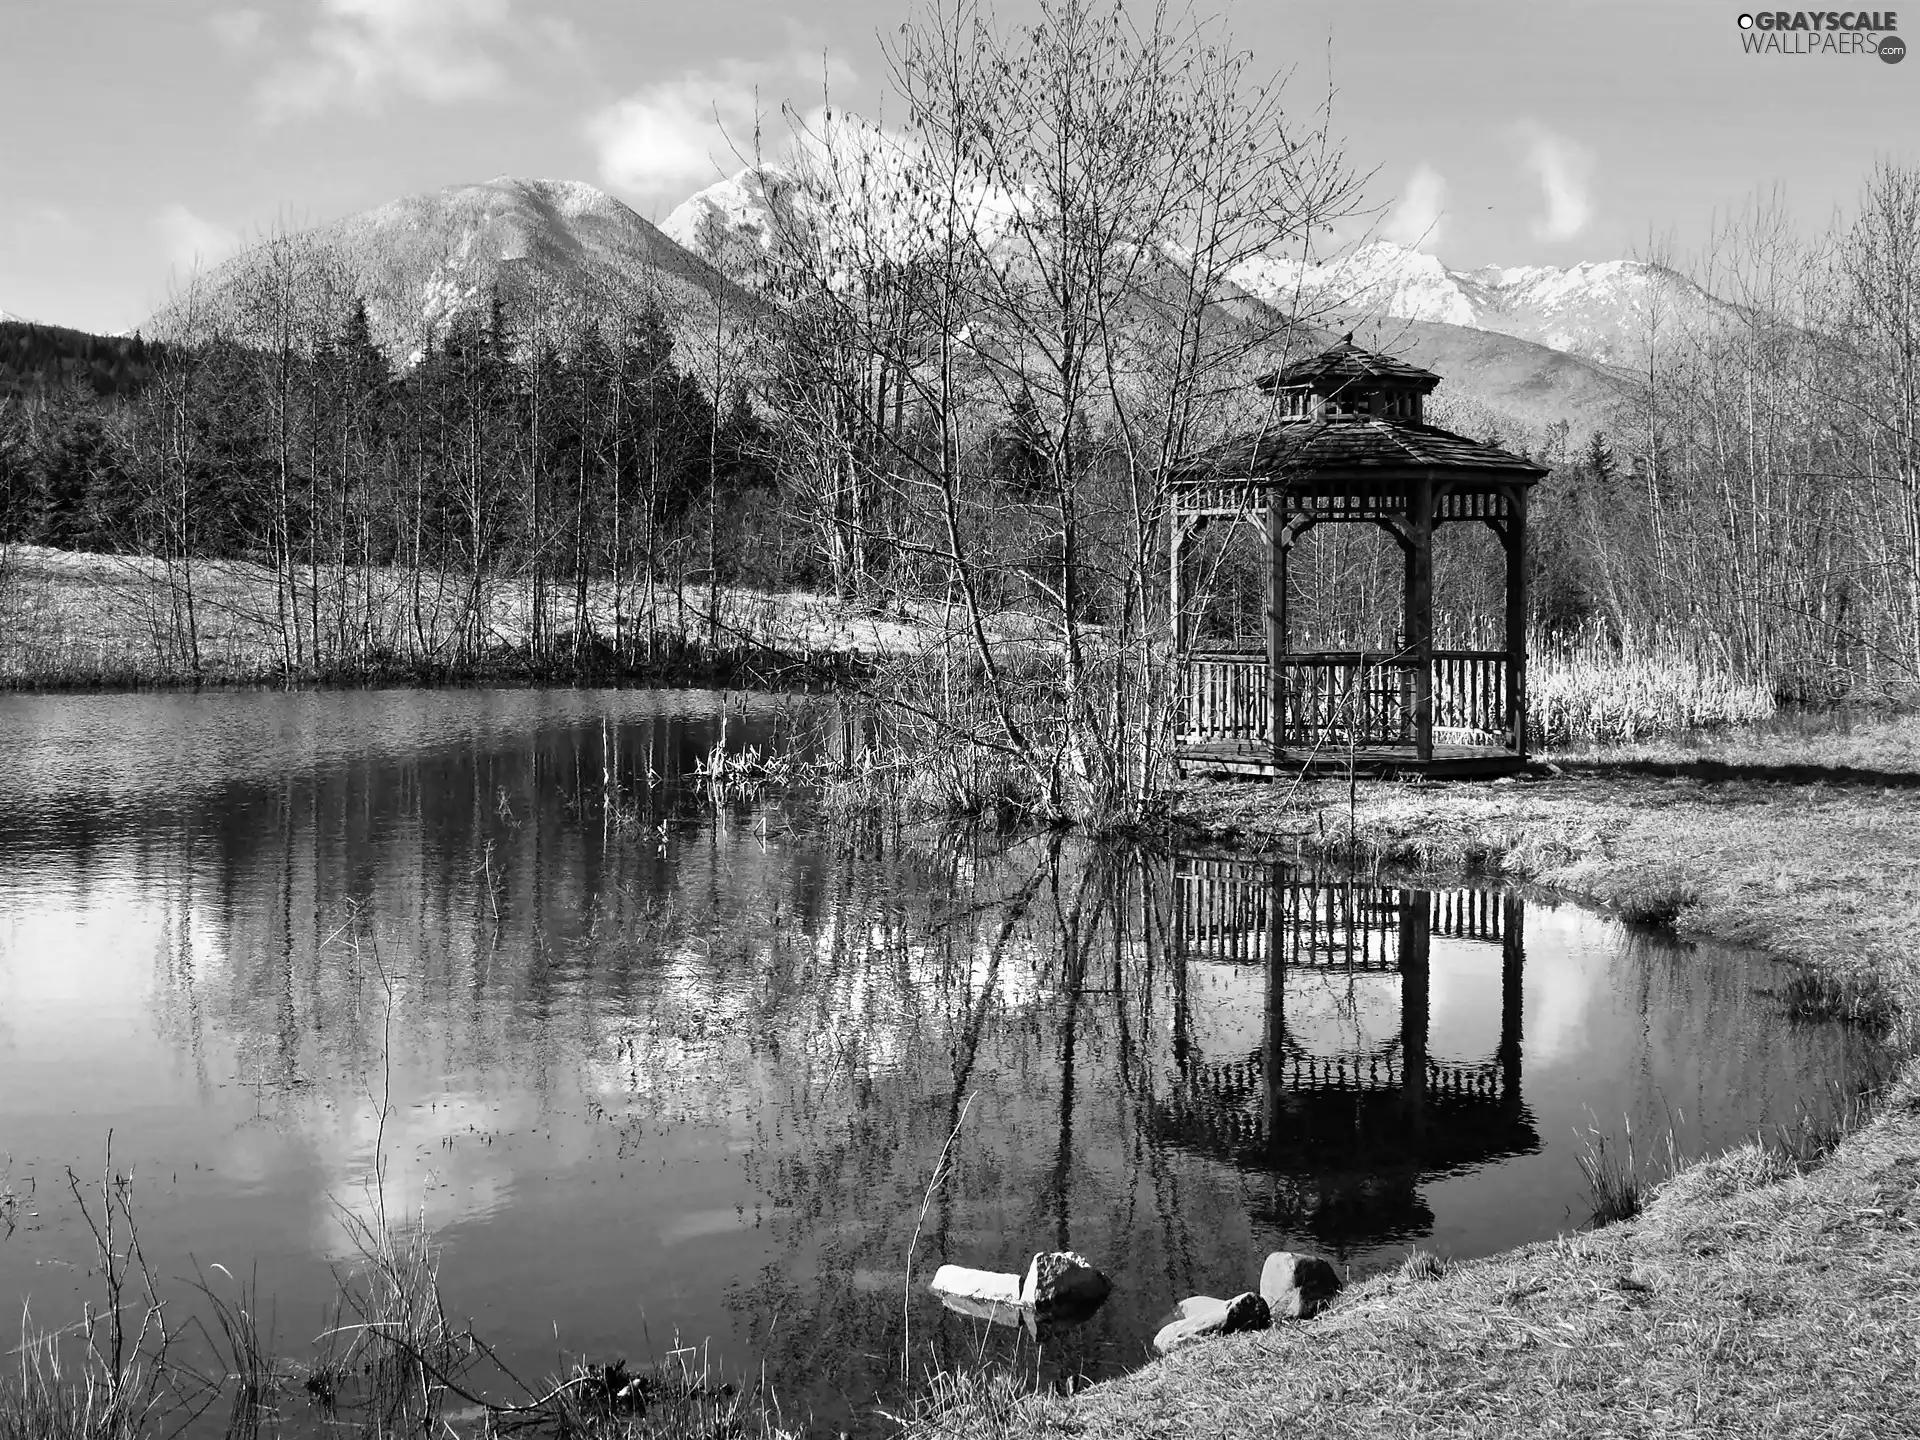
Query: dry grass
1007,1112,1920,1439
0,543,1063,689
946,716,1920,1438
0,544,927,687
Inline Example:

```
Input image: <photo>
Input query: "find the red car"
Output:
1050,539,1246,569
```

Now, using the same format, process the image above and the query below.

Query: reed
885,1363,1049,1440
1529,627,1776,746
696,740,805,806
1772,968,1897,1031
808,736,1040,828
1572,1118,1687,1229
0,1159,24,1239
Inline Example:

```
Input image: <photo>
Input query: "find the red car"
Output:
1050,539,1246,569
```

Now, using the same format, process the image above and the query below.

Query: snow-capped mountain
663,161,1022,280
1230,241,1724,369
1233,244,1478,329
148,177,748,357
662,165,813,261
113,167,1652,441
0,309,30,324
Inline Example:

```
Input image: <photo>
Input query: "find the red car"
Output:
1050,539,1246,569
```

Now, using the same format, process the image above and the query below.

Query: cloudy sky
0,0,1909,332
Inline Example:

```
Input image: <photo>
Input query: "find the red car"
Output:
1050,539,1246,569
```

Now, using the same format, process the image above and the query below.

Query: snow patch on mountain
1229,241,1722,367
1231,243,1477,328
664,163,1023,279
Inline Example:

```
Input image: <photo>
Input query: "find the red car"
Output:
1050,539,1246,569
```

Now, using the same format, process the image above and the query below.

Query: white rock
1151,1291,1270,1355
929,1264,1021,1308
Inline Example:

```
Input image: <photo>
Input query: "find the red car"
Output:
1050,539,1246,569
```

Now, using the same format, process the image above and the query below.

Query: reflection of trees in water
717,840,1217,1400
1598,926,1886,1161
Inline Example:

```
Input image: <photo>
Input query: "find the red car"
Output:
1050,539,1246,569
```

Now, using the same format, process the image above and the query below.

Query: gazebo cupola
1259,335,1439,423
1170,337,1549,779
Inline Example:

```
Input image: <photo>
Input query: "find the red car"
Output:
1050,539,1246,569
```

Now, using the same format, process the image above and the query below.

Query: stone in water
1020,1250,1112,1320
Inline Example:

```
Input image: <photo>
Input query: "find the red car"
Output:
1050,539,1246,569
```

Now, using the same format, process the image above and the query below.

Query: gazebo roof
1258,337,1442,392
1174,416,1550,486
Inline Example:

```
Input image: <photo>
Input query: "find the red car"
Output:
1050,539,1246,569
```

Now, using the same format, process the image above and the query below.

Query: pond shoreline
0,643,869,695
976,725,1920,1438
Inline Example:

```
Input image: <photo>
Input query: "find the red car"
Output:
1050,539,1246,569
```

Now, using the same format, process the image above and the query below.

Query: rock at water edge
1259,1251,1343,1319
1151,1291,1270,1355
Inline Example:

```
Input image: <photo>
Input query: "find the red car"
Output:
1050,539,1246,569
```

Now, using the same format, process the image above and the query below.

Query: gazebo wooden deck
1171,338,1549,779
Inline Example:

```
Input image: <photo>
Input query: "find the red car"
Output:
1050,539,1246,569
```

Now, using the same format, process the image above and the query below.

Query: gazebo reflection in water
1156,855,1540,1255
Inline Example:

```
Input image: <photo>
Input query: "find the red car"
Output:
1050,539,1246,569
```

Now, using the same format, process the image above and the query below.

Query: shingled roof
1173,417,1550,485
1257,336,1442,393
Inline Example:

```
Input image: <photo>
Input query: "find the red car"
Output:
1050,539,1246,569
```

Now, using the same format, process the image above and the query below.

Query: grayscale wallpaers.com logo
1738,11,1906,60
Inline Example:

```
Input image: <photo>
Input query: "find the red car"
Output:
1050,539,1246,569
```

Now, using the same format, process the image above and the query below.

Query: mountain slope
151,177,750,358
1343,316,1634,439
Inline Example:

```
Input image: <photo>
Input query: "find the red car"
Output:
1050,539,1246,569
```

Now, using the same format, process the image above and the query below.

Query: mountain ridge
147,176,751,359
665,166,1640,438
122,169,1644,443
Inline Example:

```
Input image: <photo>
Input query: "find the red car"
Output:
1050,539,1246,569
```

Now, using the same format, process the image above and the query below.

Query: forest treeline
0,297,791,677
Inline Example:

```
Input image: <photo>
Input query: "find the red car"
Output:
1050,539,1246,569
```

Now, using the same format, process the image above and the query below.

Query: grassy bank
933,717,1920,1438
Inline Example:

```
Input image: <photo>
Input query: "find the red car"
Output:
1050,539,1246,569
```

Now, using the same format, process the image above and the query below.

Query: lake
0,689,1886,1434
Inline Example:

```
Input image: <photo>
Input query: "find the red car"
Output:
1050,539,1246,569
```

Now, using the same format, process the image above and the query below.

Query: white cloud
1519,123,1594,243
586,47,854,199
208,8,266,56
1382,163,1447,251
156,204,241,275
260,0,515,120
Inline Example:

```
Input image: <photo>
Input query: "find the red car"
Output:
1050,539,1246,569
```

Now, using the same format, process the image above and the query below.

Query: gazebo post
1170,497,1184,655
1398,890,1430,1116
1267,489,1286,767
1505,485,1529,758
1410,475,1435,763
1499,894,1524,1105
1264,859,1285,1143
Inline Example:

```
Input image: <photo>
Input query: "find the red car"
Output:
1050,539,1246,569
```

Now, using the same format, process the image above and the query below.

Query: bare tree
766,0,1359,823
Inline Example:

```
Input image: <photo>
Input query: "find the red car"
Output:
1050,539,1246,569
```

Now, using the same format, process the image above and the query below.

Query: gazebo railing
1184,650,1270,744
1431,650,1511,742
1277,652,1412,746
1179,649,1514,749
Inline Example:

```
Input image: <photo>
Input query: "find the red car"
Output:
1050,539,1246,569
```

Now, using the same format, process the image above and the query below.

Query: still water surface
0,689,1884,1430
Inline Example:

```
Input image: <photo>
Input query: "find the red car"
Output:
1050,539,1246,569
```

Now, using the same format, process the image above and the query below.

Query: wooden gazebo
1170,338,1549,778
